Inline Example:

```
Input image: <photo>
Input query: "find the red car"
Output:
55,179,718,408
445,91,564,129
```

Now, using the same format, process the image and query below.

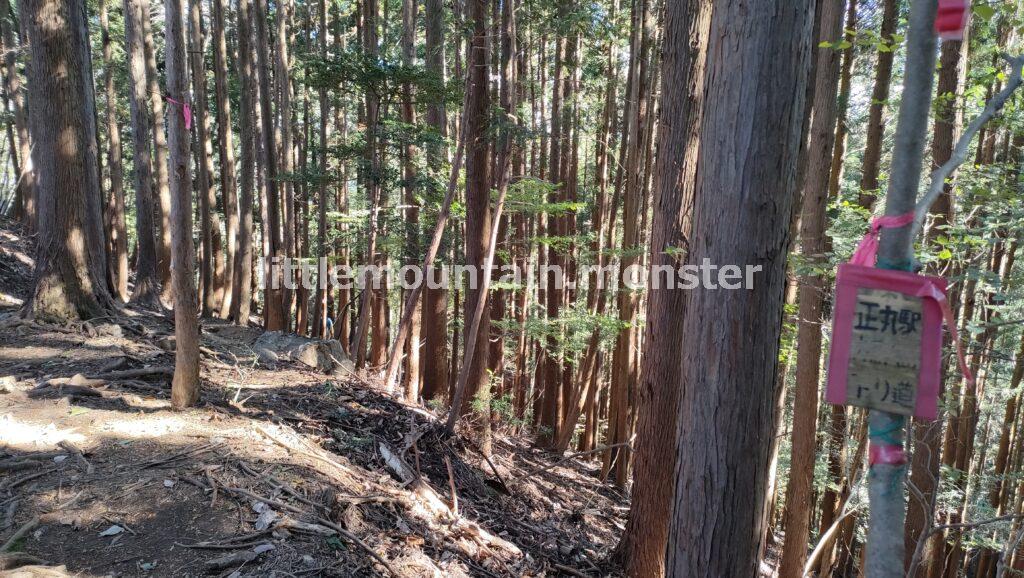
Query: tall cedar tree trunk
552,18,583,449
512,34,532,424
124,0,162,308
400,0,421,399
190,0,224,317
23,0,113,322
99,0,127,303
230,0,256,324
367,20,389,371
1,0,35,232
460,0,491,415
332,11,350,350
141,0,173,303
825,0,857,202
603,0,653,487
254,10,271,320
352,0,381,368
557,39,611,454
816,4,858,572
253,0,286,330
664,0,813,574
578,19,617,448
620,1,710,575
165,0,200,408
539,10,565,449
778,1,846,576
905,32,967,578
421,0,448,401
484,0,517,449
296,49,310,337
857,0,897,208
275,0,295,330
313,0,330,339
212,0,238,319
760,0,825,526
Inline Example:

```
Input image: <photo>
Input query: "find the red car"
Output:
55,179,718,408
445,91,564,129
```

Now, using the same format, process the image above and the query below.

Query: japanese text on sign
845,288,923,415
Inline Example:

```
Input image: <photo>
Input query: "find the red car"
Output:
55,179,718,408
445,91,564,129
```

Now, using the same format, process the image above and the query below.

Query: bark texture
23,0,113,322
664,0,813,574
165,0,201,409
620,0,710,575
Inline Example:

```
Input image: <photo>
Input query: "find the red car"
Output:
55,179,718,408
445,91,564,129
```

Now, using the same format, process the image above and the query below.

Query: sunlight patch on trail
0,414,86,449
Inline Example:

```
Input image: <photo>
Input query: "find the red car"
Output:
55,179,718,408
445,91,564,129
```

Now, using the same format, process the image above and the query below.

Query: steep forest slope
0,220,628,577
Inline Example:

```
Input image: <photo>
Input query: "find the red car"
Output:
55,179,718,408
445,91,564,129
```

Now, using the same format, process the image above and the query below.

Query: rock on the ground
251,331,353,374
92,323,124,339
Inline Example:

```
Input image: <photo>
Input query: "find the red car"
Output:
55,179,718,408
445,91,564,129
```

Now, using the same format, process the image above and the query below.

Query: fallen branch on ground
85,366,173,380
0,515,38,552
57,441,93,475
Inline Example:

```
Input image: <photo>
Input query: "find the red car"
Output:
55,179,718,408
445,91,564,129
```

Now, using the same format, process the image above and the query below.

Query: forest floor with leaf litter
0,220,629,577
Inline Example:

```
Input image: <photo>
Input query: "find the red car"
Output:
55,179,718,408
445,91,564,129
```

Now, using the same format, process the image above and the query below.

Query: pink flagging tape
165,96,192,131
849,212,916,267
870,443,908,466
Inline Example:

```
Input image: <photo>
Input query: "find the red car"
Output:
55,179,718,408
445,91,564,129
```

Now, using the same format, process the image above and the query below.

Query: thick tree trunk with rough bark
603,0,653,487
23,0,113,322
459,0,491,415
664,0,813,574
312,0,330,339
420,0,448,401
352,0,381,368
275,0,295,330
400,0,421,400
620,2,710,575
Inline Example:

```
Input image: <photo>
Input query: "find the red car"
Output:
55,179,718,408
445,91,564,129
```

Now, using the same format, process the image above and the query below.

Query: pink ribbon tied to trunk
165,96,192,131
848,212,916,267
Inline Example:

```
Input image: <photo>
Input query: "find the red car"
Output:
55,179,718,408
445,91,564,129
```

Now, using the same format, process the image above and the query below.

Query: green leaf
818,41,833,48
974,4,995,20
835,40,852,50
937,248,953,260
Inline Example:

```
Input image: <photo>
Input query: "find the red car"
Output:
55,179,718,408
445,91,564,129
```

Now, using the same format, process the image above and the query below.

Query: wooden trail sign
825,264,948,420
